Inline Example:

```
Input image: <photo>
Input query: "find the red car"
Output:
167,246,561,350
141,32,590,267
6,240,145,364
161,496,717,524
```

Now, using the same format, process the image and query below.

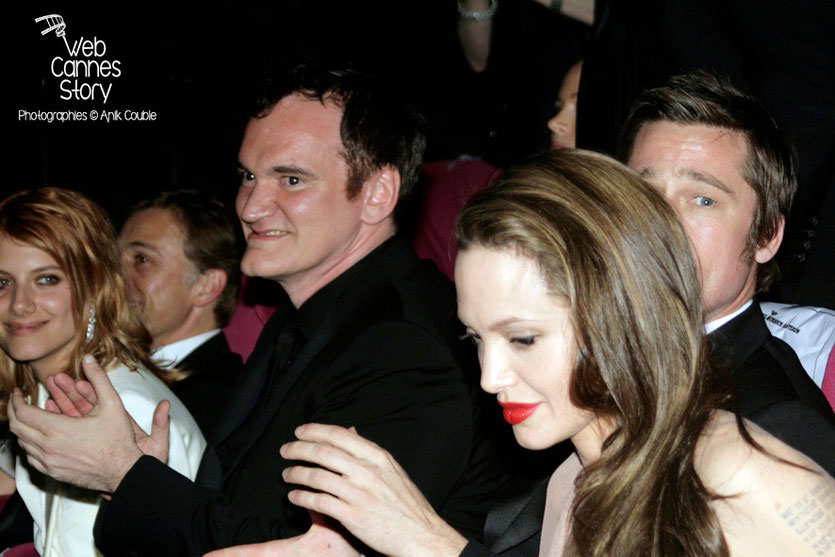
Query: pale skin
120,208,228,349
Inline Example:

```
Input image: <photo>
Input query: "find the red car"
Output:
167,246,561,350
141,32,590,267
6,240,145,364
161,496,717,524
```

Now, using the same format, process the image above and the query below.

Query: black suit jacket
710,302,835,475
94,236,505,556
171,333,242,442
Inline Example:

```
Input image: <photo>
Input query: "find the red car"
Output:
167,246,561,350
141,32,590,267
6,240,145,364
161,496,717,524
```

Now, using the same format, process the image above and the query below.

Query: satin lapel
488,480,547,553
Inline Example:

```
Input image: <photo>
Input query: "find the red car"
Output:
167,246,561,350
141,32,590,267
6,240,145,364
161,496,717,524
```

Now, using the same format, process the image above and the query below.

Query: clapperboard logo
35,14,122,103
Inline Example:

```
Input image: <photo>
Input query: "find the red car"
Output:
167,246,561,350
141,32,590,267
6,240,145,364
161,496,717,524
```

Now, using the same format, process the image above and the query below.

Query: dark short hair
249,62,427,201
617,70,798,292
129,190,242,327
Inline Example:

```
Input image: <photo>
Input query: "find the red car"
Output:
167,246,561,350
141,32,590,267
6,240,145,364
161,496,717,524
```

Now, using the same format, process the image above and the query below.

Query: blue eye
695,196,715,207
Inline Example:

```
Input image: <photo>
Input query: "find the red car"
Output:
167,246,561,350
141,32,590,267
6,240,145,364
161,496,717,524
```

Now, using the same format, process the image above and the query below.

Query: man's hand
204,512,361,557
7,355,170,493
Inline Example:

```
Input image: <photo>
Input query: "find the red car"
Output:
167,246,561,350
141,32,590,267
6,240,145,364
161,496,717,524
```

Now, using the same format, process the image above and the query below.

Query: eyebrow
126,240,160,254
639,167,733,195
236,162,316,179
488,316,545,331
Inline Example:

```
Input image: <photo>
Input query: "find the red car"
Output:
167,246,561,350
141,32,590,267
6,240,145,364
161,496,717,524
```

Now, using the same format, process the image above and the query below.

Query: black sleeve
747,399,835,477
95,322,493,556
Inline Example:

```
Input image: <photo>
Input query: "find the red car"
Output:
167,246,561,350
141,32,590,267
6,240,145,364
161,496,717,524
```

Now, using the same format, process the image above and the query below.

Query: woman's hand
279,424,468,557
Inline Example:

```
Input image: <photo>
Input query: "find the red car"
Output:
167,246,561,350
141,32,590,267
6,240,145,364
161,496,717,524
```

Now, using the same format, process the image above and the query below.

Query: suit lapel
212,306,291,444
487,480,547,553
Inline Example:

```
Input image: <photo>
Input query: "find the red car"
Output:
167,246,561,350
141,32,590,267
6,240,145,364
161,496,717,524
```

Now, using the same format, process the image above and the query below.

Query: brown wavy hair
457,149,730,555
0,188,168,417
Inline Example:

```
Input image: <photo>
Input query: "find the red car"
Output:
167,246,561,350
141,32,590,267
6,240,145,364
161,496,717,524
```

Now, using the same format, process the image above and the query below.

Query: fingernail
295,425,306,436
83,354,95,364
279,444,287,457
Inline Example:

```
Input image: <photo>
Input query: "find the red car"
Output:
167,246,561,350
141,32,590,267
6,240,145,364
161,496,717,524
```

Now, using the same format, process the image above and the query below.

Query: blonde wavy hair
0,188,168,417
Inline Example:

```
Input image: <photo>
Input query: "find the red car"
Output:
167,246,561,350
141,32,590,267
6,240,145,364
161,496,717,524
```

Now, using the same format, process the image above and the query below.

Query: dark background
7,1,586,227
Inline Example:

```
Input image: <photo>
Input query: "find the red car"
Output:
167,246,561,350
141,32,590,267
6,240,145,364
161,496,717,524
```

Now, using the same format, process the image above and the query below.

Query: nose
237,181,277,225
478,344,516,394
547,111,566,136
547,107,574,146
10,284,34,316
122,266,141,301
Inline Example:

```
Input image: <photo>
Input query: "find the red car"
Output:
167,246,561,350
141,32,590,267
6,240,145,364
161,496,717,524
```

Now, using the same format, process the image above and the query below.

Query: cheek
45,289,75,321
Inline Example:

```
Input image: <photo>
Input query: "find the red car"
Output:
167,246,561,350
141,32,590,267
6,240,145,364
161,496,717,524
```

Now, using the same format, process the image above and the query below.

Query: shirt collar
152,329,221,369
704,300,753,334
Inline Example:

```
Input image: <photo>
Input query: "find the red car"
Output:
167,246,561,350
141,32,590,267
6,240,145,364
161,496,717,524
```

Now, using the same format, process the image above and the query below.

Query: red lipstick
498,402,541,425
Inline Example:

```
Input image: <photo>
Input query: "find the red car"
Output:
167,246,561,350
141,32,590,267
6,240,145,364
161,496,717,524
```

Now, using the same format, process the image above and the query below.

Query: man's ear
755,215,785,264
360,166,400,226
192,269,228,308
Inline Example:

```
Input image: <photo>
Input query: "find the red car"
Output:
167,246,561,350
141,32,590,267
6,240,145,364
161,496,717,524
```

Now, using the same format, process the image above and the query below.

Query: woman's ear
360,166,401,226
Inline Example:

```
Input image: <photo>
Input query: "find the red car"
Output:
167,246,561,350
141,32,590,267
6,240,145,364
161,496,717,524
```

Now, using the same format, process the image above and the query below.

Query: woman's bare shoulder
695,410,835,556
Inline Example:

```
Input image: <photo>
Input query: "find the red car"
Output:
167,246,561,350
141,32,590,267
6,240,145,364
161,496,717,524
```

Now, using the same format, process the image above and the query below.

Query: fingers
45,375,90,417
150,400,171,454
53,373,97,411
286,486,352,528
8,388,48,442
80,355,119,405
293,423,387,463
282,463,355,501
75,381,97,405
152,400,171,432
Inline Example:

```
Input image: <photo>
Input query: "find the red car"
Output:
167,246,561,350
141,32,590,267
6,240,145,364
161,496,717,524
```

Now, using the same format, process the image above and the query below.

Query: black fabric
709,303,835,475
94,235,507,556
171,333,242,442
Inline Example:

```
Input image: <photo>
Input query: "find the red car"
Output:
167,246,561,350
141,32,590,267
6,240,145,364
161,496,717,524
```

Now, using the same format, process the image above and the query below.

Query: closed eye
510,336,536,347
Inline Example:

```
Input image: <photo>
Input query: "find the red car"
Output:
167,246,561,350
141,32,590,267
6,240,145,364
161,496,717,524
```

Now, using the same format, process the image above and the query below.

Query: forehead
122,208,185,247
455,247,552,319
628,121,750,190
0,237,60,269
239,94,345,165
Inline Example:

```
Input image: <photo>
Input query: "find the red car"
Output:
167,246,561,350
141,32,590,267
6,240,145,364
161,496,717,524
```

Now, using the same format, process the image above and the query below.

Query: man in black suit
8,64,505,555
119,190,243,438
620,71,835,474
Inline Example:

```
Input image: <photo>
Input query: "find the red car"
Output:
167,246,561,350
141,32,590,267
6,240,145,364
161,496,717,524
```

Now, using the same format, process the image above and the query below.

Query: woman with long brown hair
213,149,834,556
0,187,206,557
